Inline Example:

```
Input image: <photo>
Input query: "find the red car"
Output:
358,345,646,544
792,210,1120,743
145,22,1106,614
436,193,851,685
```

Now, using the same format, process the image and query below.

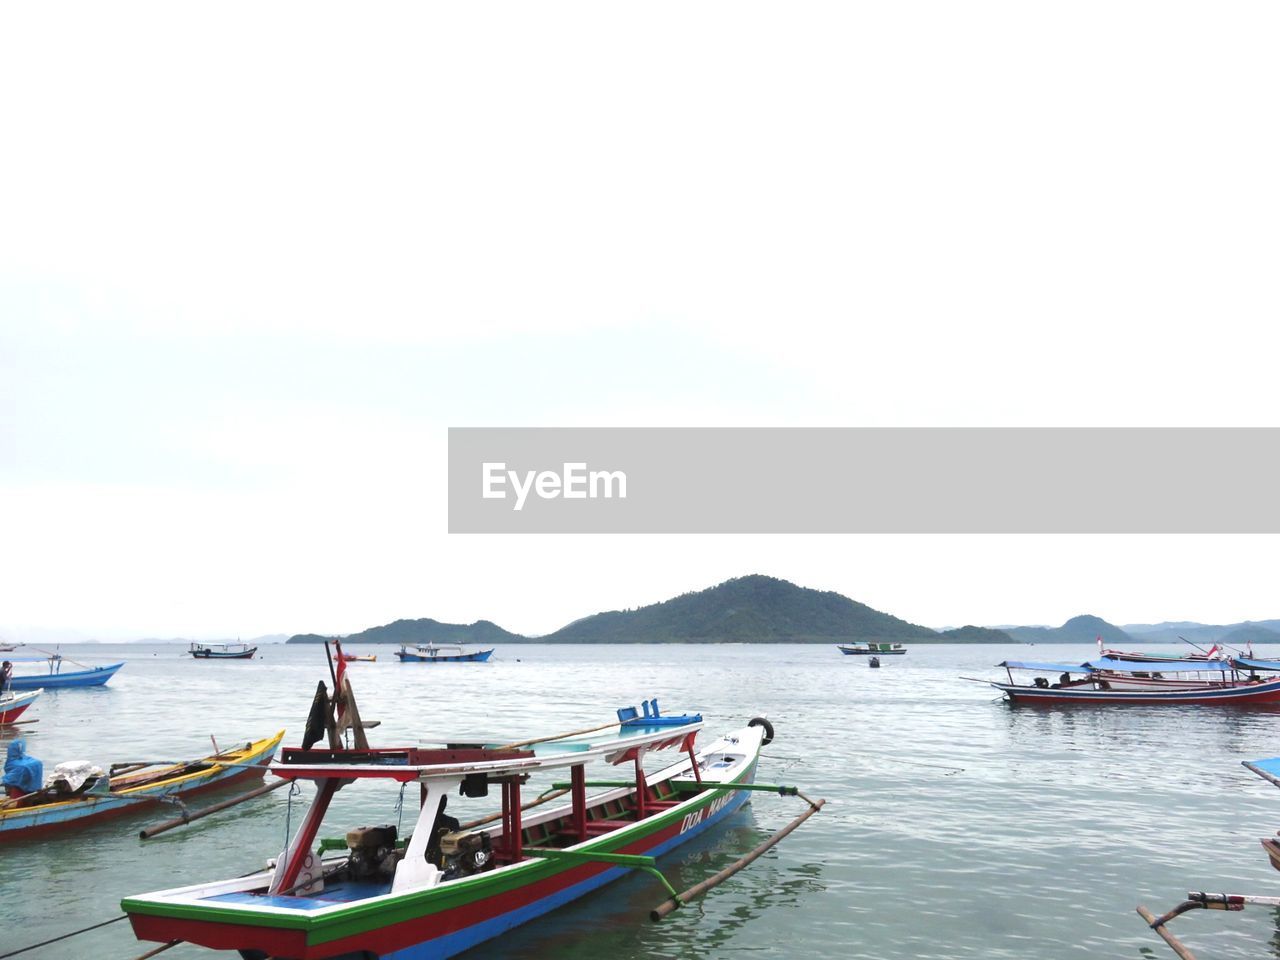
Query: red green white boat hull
123,724,765,959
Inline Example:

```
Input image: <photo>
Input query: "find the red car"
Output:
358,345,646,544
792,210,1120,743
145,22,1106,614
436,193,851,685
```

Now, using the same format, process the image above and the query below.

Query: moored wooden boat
396,643,494,663
122,693,819,959
838,642,906,656
190,642,258,659
0,730,284,841
980,658,1280,705
3,656,123,690
338,652,377,662
0,688,41,724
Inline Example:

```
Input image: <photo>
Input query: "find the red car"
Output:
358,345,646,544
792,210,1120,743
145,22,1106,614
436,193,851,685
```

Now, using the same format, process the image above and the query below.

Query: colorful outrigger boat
122,666,820,960
191,642,258,659
0,731,284,841
0,689,40,724
975,657,1280,705
2,654,123,690
838,642,906,656
395,643,493,663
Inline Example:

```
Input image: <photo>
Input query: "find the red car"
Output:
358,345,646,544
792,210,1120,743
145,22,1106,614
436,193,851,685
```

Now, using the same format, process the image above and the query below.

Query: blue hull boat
5,662,124,690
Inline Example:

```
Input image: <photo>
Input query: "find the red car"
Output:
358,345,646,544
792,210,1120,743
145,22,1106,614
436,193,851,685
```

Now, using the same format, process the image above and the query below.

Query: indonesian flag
1206,644,1221,659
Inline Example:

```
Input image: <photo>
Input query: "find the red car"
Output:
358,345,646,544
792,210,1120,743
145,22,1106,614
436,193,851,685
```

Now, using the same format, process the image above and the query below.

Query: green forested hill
939,625,1015,643
540,575,944,644
287,618,522,645
1005,615,1131,646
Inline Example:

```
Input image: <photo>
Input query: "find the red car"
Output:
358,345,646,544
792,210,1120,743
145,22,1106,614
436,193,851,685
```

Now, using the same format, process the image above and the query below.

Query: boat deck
209,881,390,909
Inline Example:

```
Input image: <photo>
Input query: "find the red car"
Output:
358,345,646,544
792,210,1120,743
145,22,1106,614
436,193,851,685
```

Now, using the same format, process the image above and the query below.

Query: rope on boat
0,914,128,959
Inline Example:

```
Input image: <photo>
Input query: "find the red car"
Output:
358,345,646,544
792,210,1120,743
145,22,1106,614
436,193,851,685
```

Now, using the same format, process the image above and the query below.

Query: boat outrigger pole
1137,891,1280,960
651,790,824,920
539,780,825,920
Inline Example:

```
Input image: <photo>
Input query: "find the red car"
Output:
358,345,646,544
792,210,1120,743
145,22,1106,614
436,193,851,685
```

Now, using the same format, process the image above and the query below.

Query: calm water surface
4,642,1280,959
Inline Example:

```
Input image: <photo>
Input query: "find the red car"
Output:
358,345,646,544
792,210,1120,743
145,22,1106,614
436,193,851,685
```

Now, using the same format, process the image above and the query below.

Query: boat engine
439,829,493,880
345,824,400,883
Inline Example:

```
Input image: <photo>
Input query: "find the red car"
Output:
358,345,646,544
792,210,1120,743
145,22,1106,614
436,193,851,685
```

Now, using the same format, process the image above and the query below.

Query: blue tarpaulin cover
2,739,42,794
1233,658,1280,672
1246,757,1280,781
998,661,1093,674
1085,658,1233,674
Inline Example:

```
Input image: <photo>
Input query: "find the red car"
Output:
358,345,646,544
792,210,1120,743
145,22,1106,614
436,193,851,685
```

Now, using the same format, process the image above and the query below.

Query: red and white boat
0,689,40,724
980,658,1280,706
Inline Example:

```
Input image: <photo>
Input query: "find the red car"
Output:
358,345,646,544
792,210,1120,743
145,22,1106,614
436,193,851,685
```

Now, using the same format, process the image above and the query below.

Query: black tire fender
748,717,775,745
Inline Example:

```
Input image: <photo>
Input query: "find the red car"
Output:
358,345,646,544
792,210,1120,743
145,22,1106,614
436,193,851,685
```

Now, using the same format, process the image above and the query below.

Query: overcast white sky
3,3,1278,641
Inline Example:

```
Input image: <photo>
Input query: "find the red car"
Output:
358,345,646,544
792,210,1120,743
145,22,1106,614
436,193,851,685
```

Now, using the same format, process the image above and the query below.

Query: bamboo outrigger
1139,751,1280,958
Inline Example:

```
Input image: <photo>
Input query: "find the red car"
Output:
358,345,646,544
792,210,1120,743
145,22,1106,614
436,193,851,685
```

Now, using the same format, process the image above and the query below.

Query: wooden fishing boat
976,658,1280,705
338,653,376,662
190,642,258,659
838,643,906,656
395,643,494,663
3,655,123,690
0,731,284,841
0,689,40,724
122,682,820,960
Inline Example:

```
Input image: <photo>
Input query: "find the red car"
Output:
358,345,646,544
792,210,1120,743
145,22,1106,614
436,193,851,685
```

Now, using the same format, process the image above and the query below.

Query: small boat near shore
396,643,494,663
0,731,284,841
2,655,123,690
838,643,906,656
190,641,257,659
0,689,40,724
339,652,377,662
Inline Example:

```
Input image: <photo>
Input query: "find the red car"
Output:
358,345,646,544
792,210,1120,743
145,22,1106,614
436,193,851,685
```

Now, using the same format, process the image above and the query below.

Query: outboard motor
345,824,400,883
439,830,494,880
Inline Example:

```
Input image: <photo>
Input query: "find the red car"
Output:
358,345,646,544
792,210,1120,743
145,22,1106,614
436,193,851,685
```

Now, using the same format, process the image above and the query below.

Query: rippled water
4,642,1280,960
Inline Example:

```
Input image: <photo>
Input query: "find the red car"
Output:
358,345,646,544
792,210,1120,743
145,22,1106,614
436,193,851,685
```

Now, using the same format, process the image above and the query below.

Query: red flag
1206,644,1221,659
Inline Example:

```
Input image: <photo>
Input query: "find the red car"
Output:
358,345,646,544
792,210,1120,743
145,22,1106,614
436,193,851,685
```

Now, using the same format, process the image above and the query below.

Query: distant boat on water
396,643,494,663
189,642,257,660
838,643,906,656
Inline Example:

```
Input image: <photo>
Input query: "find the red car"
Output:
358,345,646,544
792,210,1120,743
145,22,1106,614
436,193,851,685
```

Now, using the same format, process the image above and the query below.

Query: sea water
3,642,1279,960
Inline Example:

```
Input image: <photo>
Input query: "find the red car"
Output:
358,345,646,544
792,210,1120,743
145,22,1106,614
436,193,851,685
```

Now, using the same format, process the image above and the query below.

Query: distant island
284,573,1280,648
287,574,1014,645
